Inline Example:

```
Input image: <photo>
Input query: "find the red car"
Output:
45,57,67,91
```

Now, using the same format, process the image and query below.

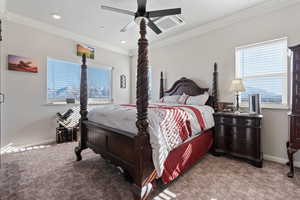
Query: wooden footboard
76,119,156,199
84,121,138,178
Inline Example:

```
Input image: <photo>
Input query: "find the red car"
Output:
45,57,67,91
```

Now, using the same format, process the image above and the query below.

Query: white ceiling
7,0,272,50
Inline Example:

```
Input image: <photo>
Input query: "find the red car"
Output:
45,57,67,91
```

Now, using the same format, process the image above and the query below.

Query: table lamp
230,79,246,112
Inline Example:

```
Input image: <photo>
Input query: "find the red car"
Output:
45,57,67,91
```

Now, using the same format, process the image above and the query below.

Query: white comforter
88,103,215,177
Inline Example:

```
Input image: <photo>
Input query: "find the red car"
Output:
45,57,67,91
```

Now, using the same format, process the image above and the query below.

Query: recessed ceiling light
121,40,127,44
51,13,61,20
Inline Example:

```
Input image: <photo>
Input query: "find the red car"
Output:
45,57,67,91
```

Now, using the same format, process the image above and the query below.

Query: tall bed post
212,63,218,111
132,19,154,200
160,72,164,99
75,54,88,161
136,20,149,127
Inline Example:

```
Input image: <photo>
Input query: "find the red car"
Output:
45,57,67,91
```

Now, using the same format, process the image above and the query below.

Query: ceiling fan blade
120,21,136,32
151,17,162,22
148,8,181,18
101,5,135,16
137,0,147,12
147,19,162,35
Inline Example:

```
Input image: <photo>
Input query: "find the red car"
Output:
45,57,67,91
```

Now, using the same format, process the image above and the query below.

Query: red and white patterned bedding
87,103,215,177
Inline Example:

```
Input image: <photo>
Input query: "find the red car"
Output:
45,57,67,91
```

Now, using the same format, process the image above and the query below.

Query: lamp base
235,94,240,112
234,110,241,114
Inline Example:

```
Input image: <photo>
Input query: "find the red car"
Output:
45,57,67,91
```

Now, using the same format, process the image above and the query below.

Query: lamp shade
230,79,246,92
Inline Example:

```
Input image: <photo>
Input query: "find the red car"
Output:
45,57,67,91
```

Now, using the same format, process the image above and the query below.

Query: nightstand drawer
228,140,260,159
215,125,259,143
237,118,260,127
215,115,261,128
215,116,234,125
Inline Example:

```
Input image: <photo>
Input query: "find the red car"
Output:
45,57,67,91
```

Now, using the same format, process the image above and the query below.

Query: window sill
44,102,71,106
240,103,289,110
44,102,113,106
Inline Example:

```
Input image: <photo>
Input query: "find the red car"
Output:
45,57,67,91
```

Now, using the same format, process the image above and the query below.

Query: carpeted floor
1,142,300,200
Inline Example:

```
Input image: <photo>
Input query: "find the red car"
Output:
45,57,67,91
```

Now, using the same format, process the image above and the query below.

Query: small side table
56,125,79,143
213,112,263,167
56,107,81,143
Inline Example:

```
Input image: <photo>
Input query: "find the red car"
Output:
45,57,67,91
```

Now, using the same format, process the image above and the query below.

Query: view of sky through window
47,58,112,101
236,39,287,105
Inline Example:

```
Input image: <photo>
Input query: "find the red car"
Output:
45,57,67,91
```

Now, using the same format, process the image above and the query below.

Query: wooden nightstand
213,112,263,168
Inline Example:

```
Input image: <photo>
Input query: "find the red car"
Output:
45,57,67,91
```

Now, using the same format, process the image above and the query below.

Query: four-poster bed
75,19,218,200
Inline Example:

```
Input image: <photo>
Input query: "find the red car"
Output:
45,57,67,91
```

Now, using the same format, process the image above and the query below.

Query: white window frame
46,57,113,105
235,37,289,109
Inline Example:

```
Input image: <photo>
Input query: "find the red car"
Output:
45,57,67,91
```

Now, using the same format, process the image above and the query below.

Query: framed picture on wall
217,102,234,112
120,74,126,89
8,55,38,73
76,44,95,59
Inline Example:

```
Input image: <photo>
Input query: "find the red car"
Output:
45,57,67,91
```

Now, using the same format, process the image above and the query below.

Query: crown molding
4,11,130,55
0,0,6,15
130,0,300,54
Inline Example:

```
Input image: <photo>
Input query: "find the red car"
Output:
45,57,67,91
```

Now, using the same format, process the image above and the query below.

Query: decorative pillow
178,93,190,104
160,95,180,104
186,92,209,106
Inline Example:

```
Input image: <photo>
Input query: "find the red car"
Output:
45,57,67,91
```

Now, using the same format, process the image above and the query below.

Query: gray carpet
1,142,300,200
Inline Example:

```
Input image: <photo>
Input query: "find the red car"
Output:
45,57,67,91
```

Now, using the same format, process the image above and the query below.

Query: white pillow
160,95,180,104
178,93,189,104
186,92,209,106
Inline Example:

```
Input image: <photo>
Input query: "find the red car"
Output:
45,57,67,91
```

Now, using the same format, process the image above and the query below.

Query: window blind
236,38,288,105
47,58,112,102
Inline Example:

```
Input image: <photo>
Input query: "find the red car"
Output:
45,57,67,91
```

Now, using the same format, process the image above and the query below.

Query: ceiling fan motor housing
134,16,149,25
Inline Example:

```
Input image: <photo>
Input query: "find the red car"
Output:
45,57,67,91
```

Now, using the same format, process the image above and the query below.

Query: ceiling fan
101,0,181,35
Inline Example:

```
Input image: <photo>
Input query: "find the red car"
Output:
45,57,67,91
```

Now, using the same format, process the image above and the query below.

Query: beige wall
1,21,131,147
131,3,300,163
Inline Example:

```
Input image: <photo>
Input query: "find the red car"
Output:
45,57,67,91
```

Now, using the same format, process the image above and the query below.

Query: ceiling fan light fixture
51,13,61,20
134,16,148,25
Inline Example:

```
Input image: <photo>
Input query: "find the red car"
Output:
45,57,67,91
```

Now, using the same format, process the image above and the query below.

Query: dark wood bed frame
75,19,218,200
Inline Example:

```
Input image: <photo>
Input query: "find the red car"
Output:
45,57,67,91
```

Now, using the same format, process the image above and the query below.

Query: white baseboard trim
263,154,300,168
0,143,13,153
1,139,55,150
0,139,56,155
18,139,56,149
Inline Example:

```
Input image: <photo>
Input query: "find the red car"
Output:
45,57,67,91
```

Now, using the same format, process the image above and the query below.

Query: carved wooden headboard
164,77,209,96
159,63,218,110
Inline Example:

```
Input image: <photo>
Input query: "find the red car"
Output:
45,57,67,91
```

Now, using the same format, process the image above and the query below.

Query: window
47,58,112,103
235,38,288,108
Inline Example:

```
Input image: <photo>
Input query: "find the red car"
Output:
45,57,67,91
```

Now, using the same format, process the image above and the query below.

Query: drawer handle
222,118,232,123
